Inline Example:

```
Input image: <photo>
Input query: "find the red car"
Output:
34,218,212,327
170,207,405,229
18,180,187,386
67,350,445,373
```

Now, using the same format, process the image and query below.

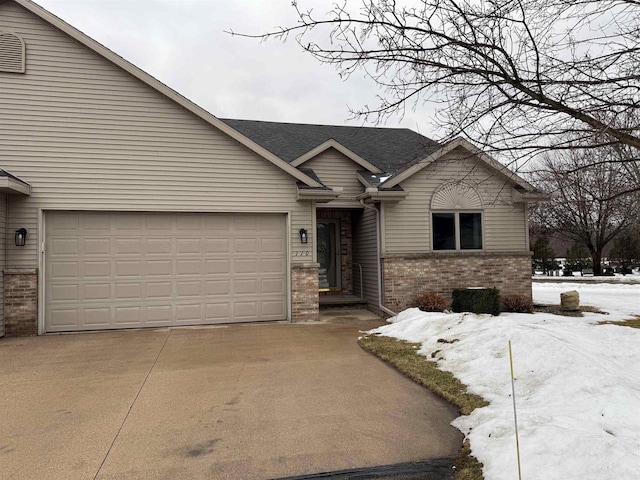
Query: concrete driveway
0,310,462,480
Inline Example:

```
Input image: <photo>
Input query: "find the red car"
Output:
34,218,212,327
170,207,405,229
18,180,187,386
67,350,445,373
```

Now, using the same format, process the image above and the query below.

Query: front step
319,295,368,309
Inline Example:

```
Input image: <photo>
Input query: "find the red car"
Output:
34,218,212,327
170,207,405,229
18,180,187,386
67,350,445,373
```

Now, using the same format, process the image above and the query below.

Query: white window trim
431,210,484,251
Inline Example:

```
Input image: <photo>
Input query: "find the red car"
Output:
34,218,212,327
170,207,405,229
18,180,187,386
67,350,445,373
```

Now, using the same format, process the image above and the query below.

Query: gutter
359,199,398,318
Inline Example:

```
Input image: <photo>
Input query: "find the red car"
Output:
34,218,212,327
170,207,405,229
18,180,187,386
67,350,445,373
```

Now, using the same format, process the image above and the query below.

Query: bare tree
531,147,640,275
234,0,640,168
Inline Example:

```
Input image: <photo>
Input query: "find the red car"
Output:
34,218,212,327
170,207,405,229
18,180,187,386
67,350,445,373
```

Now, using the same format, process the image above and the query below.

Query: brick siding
383,253,532,312
291,263,320,322
4,269,38,337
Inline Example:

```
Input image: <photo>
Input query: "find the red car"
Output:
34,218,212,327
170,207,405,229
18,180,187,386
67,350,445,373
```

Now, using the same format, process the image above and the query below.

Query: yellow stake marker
509,340,523,480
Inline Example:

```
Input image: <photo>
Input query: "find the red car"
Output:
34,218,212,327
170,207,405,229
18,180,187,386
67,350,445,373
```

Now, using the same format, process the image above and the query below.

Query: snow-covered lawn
368,283,640,480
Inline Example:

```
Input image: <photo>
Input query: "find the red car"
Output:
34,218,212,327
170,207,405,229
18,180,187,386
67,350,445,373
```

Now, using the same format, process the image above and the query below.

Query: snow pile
369,284,640,480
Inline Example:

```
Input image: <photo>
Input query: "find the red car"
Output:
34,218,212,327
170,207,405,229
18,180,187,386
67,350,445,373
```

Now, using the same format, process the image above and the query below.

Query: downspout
360,199,397,318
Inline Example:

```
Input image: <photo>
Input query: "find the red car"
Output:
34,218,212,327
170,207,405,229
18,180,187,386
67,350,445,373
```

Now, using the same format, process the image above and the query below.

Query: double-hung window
432,212,483,250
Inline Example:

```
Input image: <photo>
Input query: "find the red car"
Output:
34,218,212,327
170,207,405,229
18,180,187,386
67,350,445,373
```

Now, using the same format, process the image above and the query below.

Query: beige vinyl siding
0,194,5,337
384,148,528,254
0,2,312,269
304,148,365,208
352,208,379,307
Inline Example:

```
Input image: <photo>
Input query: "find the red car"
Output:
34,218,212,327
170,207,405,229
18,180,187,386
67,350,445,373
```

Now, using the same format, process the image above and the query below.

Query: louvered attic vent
0,32,26,73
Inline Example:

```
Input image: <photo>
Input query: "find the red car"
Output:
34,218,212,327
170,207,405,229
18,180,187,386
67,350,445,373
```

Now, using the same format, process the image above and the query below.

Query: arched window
431,182,483,250
0,32,26,74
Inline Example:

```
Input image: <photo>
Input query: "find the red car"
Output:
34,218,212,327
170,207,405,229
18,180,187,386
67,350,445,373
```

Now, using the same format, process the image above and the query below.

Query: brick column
4,268,38,336
291,263,319,322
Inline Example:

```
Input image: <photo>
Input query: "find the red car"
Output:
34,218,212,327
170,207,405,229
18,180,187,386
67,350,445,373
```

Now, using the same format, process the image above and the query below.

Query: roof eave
356,189,406,203
0,176,31,195
381,137,536,192
512,190,551,203
296,187,341,203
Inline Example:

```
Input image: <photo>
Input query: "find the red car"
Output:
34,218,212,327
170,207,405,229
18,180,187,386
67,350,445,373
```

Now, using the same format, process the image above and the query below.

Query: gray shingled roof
221,119,441,174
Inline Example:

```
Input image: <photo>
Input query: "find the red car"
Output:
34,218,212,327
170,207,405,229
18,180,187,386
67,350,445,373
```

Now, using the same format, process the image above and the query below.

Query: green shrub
452,287,500,316
501,294,533,313
413,292,450,312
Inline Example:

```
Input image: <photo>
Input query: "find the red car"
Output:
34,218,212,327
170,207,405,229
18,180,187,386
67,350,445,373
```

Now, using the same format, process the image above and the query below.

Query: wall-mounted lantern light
15,228,27,247
299,228,308,244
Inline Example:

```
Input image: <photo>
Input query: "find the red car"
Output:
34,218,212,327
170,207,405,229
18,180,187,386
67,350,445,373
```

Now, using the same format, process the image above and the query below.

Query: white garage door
45,212,287,332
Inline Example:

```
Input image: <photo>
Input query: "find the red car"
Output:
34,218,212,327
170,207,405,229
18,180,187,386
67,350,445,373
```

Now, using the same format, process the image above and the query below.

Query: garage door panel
261,238,285,253
45,212,287,332
147,282,172,298
83,308,110,326
234,302,258,319
177,238,202,254
82,215,110,231
115,238,142,255
115,260,142,276
176,215,202,230
176,304,201,322
146,259,173,276
114,306,142,325
50,309,79,328
262,300,286,317
49,261,79,279
177,259,203,275
235,258,259,274
49,212,80,232
234,279,258,295
205,238,230,253
262,258,286,274
83,261,111,278
176,281,203,297
204,215,231,231
50,238,79,255
206,259,230,275
115,214,142,231
234,238,258,253
146,238,173,254
51,285,78,302
206,302,230,319
84,283,110,301
115,282,142,299
146,216,173,230
147,305,173,323
206,280,229,296
262,279,285,295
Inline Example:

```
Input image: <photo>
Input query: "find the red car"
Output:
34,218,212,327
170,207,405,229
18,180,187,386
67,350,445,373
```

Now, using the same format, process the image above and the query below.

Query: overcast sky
35,0,435,135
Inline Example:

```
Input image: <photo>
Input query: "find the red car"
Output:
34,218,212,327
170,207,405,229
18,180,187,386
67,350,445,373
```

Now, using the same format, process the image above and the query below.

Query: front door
317,219,341,291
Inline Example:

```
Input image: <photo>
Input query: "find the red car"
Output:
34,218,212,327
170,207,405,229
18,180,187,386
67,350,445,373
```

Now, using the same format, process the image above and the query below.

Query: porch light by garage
15,228,27,246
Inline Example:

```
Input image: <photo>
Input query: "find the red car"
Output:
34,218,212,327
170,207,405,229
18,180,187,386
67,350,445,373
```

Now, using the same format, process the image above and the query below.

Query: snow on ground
368,283,640,480
533,282,640,320
533,273,640,283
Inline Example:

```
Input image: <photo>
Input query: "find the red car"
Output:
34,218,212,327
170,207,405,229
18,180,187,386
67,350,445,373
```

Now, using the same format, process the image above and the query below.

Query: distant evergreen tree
532,237,559,274
610,231,640,274
565,242,592,273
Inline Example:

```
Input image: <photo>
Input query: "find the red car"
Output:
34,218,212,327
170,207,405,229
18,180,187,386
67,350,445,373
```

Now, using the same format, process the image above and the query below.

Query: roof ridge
221,117,418,132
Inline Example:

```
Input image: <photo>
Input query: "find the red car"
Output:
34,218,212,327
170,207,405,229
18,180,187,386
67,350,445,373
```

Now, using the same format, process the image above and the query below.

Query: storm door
317,219,341,291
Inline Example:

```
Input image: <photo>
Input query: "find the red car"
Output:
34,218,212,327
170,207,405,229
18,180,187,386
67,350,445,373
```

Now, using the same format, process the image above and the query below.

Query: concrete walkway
0,310,462,479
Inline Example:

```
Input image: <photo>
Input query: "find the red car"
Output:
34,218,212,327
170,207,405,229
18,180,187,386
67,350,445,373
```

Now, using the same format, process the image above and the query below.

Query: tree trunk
592,250,603,275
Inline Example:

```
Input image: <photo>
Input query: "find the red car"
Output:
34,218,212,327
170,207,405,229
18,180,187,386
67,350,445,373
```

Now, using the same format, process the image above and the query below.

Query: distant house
0,0,544,336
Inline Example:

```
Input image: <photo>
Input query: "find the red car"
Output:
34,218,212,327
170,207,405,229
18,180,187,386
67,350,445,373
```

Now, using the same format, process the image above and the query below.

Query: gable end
0,31,25,73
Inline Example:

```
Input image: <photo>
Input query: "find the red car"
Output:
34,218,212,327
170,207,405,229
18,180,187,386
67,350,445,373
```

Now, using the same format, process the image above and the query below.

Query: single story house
0,0,543,336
